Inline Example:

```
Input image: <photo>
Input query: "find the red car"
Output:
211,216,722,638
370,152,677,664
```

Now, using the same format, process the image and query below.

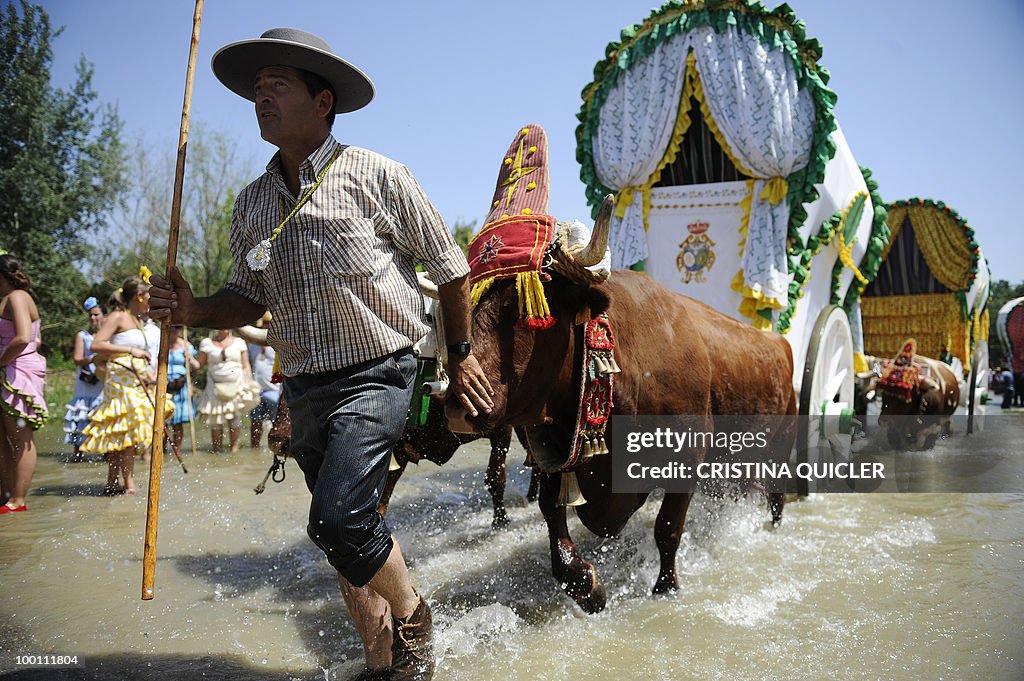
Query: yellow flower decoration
504,158,512,166
526,181,537,191
139,265,153,283
520,127,529,136
521,208,533,215
528,146,537,154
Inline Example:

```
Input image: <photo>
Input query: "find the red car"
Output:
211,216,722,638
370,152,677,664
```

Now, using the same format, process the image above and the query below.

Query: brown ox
384,398,538,527
266,383,538,528
879,354,960,450
446,198,797,613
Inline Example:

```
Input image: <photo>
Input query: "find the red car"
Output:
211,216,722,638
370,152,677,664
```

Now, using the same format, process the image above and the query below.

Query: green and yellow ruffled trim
577,0,838,279
0,375,48,430
777,166,888,334
882,198,982,293
857,196,987,369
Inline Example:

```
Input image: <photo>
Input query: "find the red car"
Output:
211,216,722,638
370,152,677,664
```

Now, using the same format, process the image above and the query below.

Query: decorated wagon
859,198,990,414
575,0,889,463
995,295,1024,397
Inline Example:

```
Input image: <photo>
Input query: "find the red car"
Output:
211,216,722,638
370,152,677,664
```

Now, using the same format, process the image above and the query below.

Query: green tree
97,126,254,299
450,218,478,257
0,1,125,360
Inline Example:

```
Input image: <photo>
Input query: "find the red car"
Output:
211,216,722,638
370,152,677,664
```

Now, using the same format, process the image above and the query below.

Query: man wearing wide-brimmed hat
150,27,493,681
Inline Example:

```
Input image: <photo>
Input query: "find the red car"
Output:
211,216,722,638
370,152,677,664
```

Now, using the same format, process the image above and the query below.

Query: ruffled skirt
196,377,259,427
63,390,103,445
1,352,48,430
80,356,173,453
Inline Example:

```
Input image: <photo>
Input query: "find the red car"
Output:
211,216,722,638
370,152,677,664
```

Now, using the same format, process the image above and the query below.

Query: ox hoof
577,577,607,614
491,511,511,530
652,575,679,596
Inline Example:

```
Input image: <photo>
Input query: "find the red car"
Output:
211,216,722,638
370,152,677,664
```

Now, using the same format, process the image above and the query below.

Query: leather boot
388,597,433,680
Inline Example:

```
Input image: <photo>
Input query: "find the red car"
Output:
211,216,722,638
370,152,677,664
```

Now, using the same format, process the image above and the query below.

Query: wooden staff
182,327,199,458
143,0,203,601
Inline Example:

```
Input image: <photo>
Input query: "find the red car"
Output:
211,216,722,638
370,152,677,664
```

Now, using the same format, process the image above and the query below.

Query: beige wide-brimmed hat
212,27,374,113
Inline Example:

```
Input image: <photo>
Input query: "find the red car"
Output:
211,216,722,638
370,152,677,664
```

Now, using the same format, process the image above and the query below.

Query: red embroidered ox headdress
878,338,920,402
467,124,556,329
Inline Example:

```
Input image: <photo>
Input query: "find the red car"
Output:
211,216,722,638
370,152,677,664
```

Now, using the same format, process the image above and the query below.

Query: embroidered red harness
563,314,618,471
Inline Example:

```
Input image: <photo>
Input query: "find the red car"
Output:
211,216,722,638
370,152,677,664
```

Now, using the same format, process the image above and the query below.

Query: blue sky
38,0,1024,282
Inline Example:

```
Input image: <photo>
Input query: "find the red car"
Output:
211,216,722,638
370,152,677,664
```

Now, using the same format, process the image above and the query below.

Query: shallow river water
1,411,1022,681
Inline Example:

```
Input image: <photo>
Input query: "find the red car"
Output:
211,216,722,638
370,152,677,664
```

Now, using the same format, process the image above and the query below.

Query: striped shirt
225,135,469,377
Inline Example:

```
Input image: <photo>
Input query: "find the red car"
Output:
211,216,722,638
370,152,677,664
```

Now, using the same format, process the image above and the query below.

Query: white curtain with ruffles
593,33,693,269
690,24,817,318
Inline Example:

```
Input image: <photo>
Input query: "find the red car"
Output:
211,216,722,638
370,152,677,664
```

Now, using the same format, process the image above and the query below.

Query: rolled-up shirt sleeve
388,163,469,285
224,195,269,306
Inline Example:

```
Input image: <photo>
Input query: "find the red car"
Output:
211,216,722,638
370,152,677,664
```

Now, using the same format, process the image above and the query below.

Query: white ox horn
567,194,613,268
551,194,613,284
416,271,440,299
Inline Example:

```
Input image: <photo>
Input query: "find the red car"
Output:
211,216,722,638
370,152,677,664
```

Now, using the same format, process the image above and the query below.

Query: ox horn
568,194,613,268
416,271,439,300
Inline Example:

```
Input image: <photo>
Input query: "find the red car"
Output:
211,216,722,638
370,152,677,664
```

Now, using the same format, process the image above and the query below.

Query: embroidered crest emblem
676,220,716,283
479,234,505,264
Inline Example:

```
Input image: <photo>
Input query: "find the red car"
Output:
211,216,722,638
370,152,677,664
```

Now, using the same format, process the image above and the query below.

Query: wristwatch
447,340,472,358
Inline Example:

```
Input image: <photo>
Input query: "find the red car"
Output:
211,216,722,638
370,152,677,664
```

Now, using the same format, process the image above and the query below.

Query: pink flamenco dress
0,318,48,430
79,328,173,455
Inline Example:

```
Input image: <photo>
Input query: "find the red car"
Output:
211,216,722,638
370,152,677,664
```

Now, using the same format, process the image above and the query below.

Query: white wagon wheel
795,305,856,496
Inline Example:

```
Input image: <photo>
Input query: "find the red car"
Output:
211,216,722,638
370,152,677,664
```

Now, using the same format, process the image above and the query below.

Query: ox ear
548,277,611,318
416,271,440,299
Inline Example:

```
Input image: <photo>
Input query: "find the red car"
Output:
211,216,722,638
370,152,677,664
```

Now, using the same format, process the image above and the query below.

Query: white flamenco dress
196,337,259,426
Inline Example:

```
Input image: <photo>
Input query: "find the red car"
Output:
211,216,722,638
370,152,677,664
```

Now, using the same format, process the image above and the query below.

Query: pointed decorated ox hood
467,124,557,329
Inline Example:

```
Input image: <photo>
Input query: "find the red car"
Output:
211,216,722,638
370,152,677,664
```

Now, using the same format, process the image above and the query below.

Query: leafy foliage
450,218,477,256
93,126,251,300
0,1,125,359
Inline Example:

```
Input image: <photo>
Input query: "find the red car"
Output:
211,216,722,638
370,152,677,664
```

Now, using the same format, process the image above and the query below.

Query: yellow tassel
558,471,586,507
515,270,551,321
470,278,495,307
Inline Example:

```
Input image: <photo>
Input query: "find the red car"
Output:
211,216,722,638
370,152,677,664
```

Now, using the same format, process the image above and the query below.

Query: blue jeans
283,349,416,586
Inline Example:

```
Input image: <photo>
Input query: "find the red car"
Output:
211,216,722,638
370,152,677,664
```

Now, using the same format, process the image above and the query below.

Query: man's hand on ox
148,266,195,326
448,353,493,417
